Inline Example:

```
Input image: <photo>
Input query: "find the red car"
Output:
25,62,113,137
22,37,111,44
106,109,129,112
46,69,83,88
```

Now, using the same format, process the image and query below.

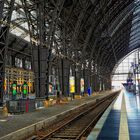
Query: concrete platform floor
88,90,140,140
0,91,113,138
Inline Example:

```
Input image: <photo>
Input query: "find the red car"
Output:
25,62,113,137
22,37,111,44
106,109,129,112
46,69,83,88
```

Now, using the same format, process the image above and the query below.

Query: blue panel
97,93,122,140
125,92,140,140
97,91,140,140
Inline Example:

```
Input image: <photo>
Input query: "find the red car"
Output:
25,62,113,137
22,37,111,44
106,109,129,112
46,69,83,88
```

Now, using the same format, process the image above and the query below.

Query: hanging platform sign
80,78,84,92
69,76,75,93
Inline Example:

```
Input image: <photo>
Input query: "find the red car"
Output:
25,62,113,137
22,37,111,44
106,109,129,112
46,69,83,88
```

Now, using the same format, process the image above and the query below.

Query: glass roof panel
9,0,30,42
112,49,139,88
129,1,140,48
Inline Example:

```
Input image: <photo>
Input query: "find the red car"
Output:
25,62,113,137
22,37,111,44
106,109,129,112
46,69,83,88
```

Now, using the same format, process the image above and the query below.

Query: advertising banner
69,76,75,93
80,78,84,92
49,84,53,93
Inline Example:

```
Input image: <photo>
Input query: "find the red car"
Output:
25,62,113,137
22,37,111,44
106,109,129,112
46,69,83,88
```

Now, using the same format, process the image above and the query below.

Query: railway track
29,93,119,140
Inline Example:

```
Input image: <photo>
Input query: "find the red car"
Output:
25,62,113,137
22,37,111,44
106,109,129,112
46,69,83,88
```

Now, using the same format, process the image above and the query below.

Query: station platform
0,90,113,139
88,90,140,140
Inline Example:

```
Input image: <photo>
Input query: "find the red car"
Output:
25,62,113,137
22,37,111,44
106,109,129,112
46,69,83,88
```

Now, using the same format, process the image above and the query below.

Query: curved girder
69,1,132,73
112,48,139,75
96,12,133,70
101,2,140,72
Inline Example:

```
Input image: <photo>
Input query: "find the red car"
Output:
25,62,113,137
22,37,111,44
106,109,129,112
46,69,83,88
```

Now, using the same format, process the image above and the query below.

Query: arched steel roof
4,0,140,77
57,0,136,74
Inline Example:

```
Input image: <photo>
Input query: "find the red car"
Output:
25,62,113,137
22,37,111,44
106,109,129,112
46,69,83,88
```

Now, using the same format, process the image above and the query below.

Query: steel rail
33,93,119,140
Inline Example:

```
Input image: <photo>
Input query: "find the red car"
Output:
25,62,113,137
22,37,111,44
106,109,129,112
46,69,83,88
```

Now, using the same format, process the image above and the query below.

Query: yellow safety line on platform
119,92,130,140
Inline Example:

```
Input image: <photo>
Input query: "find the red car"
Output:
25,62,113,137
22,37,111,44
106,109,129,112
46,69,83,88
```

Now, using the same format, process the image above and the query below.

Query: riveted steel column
59,58,70,96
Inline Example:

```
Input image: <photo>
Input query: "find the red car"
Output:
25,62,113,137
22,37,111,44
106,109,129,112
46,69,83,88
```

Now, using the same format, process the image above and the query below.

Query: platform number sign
23,82,28,95
12,83,17,95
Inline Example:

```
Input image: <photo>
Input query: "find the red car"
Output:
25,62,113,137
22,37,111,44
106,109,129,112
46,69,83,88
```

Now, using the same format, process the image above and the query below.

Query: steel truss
0,0,137,100
0,0,15,102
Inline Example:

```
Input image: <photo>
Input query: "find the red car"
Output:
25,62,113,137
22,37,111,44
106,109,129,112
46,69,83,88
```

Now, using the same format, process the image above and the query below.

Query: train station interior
0,0,140,140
